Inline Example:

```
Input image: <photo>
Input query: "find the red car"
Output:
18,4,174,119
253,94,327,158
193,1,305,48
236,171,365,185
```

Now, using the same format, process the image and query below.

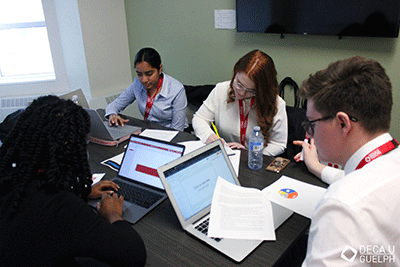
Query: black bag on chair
0,109,24,143
278,77,307,160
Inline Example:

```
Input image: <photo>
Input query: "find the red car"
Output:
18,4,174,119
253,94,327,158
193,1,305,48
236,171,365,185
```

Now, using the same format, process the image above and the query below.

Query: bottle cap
253,126,260,131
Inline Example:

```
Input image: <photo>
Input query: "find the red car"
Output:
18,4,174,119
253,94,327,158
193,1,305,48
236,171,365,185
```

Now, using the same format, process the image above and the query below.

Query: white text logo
341,245,396,264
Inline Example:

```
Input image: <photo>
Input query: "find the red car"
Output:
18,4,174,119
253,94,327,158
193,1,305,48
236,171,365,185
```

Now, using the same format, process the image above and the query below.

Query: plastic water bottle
248,126,264,170
72,95,79,105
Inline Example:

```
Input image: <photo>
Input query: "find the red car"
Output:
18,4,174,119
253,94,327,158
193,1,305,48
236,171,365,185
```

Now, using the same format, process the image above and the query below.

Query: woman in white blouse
192,50,287,156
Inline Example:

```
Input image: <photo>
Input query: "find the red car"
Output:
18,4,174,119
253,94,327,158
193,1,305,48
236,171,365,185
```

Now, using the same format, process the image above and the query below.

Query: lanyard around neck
355,139,398,170
144,75,163,120
238,98,255,146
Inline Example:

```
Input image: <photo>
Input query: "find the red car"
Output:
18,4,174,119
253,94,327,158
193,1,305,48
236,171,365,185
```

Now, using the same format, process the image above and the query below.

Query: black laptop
90,134,185,224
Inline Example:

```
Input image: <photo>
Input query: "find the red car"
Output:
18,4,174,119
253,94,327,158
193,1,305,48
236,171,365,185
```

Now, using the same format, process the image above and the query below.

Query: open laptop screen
119,135,184,190
163,145,237,221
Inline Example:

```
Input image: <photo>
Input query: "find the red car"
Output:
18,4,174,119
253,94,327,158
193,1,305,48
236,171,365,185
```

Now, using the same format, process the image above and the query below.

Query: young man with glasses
296,56,399,266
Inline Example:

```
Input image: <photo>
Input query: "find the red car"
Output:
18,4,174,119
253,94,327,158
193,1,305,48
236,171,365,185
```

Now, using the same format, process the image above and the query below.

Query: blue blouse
105,73,188,131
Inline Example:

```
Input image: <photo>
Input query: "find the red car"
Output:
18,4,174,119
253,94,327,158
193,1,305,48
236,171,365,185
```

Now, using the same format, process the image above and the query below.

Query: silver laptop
59,89,90,108
89,134,185,224
157,140,293,262
85,108,141,141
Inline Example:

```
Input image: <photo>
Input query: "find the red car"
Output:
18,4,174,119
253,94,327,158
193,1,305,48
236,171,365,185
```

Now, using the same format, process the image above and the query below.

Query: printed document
208,177,275,240
262,175,327,219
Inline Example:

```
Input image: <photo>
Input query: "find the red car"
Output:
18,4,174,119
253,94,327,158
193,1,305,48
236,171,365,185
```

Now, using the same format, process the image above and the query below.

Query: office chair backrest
278,77,307,160
184,84,215,133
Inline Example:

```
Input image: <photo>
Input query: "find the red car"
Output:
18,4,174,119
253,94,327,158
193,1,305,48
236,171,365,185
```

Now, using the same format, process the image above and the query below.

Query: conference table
87,112,328,267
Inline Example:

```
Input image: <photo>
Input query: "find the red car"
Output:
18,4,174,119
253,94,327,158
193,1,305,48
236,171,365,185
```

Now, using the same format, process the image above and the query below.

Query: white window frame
0,0,69,97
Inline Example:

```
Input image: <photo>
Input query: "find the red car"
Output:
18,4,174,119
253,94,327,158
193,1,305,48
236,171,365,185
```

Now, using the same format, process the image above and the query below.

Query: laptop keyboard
114,179,163,209
195,218,222,242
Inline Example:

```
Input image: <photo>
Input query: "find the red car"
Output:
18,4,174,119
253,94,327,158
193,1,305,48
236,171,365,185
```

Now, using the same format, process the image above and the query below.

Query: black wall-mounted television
236,0,400,38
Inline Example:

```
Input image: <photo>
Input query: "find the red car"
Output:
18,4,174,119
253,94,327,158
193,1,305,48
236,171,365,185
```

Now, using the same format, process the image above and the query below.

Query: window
0,0,55,84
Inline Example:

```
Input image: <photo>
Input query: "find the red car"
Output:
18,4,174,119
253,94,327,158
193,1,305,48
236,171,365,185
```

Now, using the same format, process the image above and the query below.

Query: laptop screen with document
162,145,237,221
119,135,185,190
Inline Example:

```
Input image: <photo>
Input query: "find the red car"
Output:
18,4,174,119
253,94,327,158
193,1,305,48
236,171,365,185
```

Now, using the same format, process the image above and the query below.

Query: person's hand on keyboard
88,180,120,199
97,192,124,224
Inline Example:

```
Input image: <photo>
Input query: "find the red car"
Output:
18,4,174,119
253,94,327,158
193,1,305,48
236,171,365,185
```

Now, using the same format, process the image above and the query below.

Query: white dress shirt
303,133,400,266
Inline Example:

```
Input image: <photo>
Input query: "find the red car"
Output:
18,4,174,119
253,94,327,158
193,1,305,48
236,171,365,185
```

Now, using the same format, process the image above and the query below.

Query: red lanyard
238,98,255,146
144,76,163,120
355,139,399,170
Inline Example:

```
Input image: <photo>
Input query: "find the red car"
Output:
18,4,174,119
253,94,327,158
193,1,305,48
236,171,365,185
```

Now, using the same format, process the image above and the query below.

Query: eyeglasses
233,79,256,95
301,115,334,136
302,114,358,136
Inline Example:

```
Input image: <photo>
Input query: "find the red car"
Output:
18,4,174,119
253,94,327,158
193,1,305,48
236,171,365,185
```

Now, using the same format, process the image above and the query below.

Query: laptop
59,89,90,108
157,140,293,262
85,108,141,141
89,134,185,224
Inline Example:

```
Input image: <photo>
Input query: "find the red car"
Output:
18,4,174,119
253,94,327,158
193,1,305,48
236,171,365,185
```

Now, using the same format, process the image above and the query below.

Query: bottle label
250,142,263,152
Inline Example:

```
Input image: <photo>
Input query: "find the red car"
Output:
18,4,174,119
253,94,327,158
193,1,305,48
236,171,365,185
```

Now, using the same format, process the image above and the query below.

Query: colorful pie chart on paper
279,188,298,199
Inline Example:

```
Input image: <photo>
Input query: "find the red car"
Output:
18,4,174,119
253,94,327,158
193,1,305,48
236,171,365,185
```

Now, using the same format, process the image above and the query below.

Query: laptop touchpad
122,201,132,211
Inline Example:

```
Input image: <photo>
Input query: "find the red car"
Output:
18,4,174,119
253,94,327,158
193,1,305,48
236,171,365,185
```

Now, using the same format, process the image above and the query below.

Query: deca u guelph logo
341,245,396,264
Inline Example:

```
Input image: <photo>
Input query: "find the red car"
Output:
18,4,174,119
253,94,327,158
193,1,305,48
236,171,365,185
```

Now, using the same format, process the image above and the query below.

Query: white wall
76,0,133,99
54,0,91,98
125,0,400,140
0,0,138,122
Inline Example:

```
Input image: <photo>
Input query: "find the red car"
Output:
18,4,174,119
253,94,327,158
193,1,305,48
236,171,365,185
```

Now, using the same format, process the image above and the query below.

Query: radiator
0,96,36,122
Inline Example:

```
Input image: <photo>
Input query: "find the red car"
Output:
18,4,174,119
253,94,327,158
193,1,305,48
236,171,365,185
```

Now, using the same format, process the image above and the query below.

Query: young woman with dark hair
0,95,146,267
192,50,287,156
105,47,188,131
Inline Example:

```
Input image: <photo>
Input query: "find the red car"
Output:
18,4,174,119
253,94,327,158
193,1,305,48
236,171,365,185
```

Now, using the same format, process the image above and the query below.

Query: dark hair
134,47,162,70
227,50,279,142
0,95,92,212
299,56,392,134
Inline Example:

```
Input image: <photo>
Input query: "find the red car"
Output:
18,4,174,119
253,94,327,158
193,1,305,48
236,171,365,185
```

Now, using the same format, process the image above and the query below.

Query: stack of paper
208,176,327,240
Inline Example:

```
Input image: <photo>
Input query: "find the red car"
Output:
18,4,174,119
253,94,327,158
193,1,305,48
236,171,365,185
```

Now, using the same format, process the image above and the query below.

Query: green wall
124,0,400,139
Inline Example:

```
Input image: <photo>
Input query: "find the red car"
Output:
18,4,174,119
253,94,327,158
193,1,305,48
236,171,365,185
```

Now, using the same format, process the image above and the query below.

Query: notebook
157,140,293,262
85,108,141,141
89,134,185,224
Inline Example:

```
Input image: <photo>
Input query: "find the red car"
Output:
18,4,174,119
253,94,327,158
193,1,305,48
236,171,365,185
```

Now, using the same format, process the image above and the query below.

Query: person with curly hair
0,95,146,267
192,50,287,156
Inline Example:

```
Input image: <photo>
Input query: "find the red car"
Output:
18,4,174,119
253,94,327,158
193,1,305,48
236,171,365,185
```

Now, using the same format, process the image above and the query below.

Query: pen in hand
211,122,220,138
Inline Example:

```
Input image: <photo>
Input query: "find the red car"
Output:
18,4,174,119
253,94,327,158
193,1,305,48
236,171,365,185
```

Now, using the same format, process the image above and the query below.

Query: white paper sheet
100,152,124,171
262,175,327,219
208,177,276,240
214,9,236,29
227,148,241,177
178,140,206,155
91,173,105,185
139,129,178,142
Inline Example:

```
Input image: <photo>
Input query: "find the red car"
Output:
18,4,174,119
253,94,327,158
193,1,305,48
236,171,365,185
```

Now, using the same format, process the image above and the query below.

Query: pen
211,122,220,138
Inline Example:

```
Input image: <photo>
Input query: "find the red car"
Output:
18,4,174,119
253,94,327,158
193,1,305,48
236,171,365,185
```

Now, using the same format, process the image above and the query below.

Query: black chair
284,106,307,160
184,84,215,133
278,77,307,160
